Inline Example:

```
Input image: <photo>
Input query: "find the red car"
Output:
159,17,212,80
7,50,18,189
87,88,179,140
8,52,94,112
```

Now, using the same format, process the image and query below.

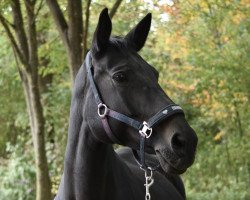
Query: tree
0,1,51,200
0,1,123,199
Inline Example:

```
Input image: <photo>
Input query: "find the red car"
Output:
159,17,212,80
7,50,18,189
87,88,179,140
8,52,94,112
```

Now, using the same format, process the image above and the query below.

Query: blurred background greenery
0,0,249,199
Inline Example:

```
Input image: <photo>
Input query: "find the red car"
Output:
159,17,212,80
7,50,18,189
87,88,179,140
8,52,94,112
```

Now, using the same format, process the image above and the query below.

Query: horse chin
145,146,156,154
155,150,187,175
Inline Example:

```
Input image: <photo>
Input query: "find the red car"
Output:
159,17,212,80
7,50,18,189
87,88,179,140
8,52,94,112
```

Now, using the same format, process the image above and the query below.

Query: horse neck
61,66,121,199
63,123,117,199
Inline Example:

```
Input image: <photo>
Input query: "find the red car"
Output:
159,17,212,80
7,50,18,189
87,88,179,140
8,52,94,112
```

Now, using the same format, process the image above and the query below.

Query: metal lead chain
144,169,154,200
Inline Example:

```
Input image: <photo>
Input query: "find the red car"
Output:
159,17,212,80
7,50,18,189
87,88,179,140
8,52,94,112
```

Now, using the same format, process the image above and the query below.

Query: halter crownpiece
85,51,185,199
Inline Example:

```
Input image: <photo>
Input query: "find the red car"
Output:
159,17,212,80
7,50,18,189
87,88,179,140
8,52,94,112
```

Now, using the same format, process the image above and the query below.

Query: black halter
85,51,184,171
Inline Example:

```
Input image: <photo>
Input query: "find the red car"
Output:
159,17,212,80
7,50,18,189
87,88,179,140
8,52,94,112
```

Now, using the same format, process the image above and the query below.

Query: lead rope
139,124,155,200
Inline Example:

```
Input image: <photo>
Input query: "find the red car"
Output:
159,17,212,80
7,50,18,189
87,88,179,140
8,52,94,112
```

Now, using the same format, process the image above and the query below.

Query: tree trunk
67,0,83,80
46,0,83,84
110,0,123,19
83,0,92,57
22,72,52,200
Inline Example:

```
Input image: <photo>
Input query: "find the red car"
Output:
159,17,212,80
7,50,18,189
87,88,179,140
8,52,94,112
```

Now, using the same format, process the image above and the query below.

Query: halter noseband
85,51,184,171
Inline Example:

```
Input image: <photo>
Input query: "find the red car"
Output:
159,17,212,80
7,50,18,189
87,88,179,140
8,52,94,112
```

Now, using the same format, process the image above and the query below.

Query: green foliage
160,0,250,199
0,137,36,200
184,134,250,200
0,32,28,156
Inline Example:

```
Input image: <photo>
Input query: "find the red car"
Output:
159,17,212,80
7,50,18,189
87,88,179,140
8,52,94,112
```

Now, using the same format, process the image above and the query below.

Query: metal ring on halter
139,121,152,138
98,103,108,118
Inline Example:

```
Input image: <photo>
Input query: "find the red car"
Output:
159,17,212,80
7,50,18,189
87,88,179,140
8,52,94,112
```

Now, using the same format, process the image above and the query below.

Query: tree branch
25,0,39,71
12,44,25,82
11,0,30,64
83,0,91,57
46,0,69,47
1,15,15,29
109,0,123,19
0,13,27,66
34,0,45,19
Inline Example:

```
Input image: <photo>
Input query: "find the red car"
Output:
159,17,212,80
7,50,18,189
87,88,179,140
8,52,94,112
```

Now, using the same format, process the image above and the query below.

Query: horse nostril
171,133,186,156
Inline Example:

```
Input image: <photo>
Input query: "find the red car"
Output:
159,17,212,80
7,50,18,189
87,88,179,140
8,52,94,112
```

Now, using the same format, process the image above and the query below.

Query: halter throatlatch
85,51,184,200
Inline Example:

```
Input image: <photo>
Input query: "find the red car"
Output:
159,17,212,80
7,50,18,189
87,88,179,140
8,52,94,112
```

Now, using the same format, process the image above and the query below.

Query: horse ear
91,8,112,57
125,13,152,52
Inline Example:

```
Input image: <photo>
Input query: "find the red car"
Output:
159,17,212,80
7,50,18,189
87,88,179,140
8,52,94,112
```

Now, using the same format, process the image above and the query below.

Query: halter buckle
98,103,108,118
139,121,152,138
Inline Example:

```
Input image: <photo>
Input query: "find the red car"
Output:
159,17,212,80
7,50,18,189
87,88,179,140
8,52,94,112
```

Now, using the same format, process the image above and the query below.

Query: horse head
85,8,198,174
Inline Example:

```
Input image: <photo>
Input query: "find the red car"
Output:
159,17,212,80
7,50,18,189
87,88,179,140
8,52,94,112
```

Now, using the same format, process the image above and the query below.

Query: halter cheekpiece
85,51,184,200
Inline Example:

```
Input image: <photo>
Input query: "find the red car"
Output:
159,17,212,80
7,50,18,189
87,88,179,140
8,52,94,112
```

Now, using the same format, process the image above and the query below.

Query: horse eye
113,72,127,82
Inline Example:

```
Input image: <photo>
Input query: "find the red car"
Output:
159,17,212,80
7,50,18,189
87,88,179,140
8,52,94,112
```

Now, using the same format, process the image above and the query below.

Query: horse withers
55,8,198,200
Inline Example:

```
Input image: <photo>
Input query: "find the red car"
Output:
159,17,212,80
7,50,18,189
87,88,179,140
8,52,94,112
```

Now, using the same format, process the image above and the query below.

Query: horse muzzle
153,120,198,174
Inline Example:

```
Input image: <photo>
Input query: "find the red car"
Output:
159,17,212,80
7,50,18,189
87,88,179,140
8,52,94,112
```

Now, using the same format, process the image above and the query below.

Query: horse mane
109,36,132,53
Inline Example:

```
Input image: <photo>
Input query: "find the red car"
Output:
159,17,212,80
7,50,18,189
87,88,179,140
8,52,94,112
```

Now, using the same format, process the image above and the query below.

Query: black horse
55,8,198,200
